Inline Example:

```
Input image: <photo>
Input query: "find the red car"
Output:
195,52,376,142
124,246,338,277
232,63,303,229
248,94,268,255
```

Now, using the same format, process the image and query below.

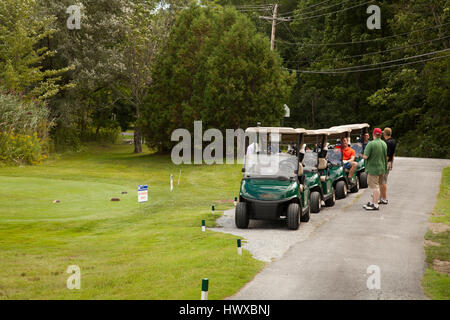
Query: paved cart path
223,157,449,300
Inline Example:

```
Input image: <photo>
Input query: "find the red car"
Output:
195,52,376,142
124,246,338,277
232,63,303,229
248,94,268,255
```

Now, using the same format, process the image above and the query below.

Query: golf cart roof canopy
305,129,332,136
330,123,370,134
245,127,306,144
245,127,306,134
304,129,331,144
321,127,351,140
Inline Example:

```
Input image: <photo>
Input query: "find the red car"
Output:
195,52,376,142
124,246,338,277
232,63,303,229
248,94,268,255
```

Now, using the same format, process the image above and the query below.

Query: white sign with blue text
138,185,148,203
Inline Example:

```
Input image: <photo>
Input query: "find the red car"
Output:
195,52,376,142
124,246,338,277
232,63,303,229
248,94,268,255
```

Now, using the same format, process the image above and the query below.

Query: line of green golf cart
236,123,370,230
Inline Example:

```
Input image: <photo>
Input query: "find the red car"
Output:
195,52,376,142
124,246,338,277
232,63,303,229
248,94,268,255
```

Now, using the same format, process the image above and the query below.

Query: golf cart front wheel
235,202,249,229
359,171,368,188
287,203,300,230
335,180,347,199
310,191,321,213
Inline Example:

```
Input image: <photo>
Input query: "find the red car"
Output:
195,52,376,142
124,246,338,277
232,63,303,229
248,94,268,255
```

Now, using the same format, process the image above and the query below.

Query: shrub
51,126,121,152
0,91,51,165
0,92,50,136
0,132,47,165
80,127,121,144
51,126,82,152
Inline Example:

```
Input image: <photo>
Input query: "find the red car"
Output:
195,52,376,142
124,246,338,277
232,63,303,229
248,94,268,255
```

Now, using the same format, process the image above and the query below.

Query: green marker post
201,278,209,300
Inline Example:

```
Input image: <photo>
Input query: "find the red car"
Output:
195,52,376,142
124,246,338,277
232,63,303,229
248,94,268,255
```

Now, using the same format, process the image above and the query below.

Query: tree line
0,0,448,163
271,0,449,158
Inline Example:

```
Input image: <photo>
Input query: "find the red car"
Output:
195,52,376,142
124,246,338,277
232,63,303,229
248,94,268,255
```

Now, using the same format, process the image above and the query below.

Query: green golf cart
236,127,310,230
303,129,336,213
330,123,370,189
323,127,360,199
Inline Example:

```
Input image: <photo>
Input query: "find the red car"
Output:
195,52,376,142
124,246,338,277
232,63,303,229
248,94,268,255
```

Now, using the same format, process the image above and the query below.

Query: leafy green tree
0,0,74,100
37,1,180,152
283,0,396,129
115,0,175,153
38,0,128,137
366,0,449,158
270,0,448,157
142,4,295,151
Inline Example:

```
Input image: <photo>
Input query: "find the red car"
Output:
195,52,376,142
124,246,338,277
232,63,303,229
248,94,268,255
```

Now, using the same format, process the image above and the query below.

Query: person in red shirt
340,137,357,180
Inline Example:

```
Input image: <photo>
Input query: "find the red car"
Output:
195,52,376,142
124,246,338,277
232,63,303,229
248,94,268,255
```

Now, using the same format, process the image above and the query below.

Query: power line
234,5,274,12
285,35,450,64
286,0,375,21
234,6,273,10
287,53,450,74
236,9,272,12
299,0,335,10
232,4,275,8
279,0,355,18
281,20,297,40
233,4,274,7
278,0,335,17
276,22,450,46
310,48,450,71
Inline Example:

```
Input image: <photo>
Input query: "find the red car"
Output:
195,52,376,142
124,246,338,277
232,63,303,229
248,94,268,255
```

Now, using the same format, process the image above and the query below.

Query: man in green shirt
362,128,387,211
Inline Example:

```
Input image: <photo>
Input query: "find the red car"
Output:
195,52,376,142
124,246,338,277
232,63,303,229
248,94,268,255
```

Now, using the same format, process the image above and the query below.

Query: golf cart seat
318,157,328,181
298,162,304,176
318,158,327,170
303,129,330,171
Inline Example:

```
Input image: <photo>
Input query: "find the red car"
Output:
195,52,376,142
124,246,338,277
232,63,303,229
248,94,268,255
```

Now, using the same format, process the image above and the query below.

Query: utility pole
270,4,278,51
259,4,292,51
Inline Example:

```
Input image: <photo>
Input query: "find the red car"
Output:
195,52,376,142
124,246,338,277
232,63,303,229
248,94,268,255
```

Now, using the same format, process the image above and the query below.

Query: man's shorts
368,174,384,189
381,162,392,184
343,162,352,170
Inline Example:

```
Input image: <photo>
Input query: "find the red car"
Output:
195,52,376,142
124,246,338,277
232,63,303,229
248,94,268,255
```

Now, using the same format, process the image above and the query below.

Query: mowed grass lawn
0,143,264,299
422,166,450,300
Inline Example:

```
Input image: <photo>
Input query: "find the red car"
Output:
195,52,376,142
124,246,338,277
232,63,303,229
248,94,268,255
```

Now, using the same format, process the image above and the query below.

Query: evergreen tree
142,3,295,151
0,0,74,100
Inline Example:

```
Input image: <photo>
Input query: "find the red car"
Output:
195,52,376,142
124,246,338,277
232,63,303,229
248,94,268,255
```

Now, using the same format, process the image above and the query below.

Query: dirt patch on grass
28,277,40,281
429,223,450,234
214,199,234,204
432,259,450,274
424,240,441,247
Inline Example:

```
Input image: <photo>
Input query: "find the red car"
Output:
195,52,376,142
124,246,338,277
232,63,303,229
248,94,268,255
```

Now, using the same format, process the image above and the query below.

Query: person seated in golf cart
362,132,370,152
336,137,357,180
287,143,297,155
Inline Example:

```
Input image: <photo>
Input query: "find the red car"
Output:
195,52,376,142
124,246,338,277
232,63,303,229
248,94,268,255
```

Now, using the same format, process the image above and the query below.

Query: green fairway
0,143,264,299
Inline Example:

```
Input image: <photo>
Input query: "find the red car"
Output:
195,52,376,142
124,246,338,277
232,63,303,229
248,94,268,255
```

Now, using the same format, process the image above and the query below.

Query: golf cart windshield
328,148,342,166
351,142,363,157
304,151,318,172
244,153,298,180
